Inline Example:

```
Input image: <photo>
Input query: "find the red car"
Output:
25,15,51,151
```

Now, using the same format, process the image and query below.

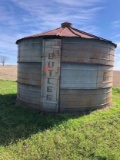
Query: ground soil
113,71,120,87
0,66,120,87
0,66,17,81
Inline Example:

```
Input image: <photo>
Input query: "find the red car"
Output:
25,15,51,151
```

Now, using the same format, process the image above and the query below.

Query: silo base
16,98,112,113
16,98,41,111
16,98,58,113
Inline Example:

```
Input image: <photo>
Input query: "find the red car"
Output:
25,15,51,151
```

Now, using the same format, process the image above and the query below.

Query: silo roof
16,22,116,47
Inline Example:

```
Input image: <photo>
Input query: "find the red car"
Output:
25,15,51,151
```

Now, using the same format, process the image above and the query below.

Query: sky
0,0,120,70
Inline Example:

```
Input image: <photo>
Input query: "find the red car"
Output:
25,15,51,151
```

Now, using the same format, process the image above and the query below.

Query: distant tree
0,55,8,66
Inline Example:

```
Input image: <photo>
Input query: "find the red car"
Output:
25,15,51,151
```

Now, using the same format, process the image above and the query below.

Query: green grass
0,80,120,160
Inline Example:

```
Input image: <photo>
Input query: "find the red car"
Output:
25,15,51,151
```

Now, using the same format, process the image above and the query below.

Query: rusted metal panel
60,63,113,89
44,39,61,47
61,38,115,66
18,63,42,86
60,88,112,112
17,83,41,105
18,38,42,62
97,66,113,88
16,22,117,48
41,39,61,112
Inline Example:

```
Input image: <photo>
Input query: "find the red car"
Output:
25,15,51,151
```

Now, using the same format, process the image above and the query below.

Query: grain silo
16,22,116,113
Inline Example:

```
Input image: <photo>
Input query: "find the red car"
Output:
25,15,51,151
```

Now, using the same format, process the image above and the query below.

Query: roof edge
16,22,117,48
72,27,117,48
16,35,117,47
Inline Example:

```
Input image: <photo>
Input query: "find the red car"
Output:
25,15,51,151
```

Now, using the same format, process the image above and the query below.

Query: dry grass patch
0,66,17,81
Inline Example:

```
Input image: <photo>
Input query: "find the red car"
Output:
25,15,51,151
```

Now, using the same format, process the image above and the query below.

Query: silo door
41,39,61,112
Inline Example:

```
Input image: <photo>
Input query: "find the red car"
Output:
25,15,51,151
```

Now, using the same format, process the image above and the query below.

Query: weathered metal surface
18,38,42,62
60,88,112,112
17,83,41,106
16,22,116,113
41,39,61,112
16,22,116,48
61,38,115,66
60,63,113,89
18,63,42,86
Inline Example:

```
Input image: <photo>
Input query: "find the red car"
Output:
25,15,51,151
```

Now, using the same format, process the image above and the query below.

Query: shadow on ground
0,94,87,146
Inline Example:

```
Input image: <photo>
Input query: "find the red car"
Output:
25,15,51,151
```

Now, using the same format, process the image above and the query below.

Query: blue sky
0,0,120,70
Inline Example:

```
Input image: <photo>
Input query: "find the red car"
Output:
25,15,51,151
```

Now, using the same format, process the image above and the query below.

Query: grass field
0,80,120,160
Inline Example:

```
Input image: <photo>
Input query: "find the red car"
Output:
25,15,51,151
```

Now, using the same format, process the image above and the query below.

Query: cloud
114,34,120,38
117,42,120,47
114,42,120,70
0,0,105,65
52,0,104,7
114,57,120,70
112,21,120,28
9,0,104,30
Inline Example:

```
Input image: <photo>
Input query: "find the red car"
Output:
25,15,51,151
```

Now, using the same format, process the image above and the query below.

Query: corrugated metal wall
17,37,115,112
17,38,42,110
61,38,114,65
59,38,114,112
60,63,113,89
60,88,112,112
18,38,42,62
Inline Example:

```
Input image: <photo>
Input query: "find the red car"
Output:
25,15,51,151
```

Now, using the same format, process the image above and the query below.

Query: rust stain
16,22,117,48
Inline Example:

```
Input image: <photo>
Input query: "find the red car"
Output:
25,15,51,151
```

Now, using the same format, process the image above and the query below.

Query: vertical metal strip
58,39,62,113
41,39,61,112
41,39,45,107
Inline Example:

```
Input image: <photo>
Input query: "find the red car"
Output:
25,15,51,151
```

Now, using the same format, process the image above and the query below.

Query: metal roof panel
16,22,117,47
